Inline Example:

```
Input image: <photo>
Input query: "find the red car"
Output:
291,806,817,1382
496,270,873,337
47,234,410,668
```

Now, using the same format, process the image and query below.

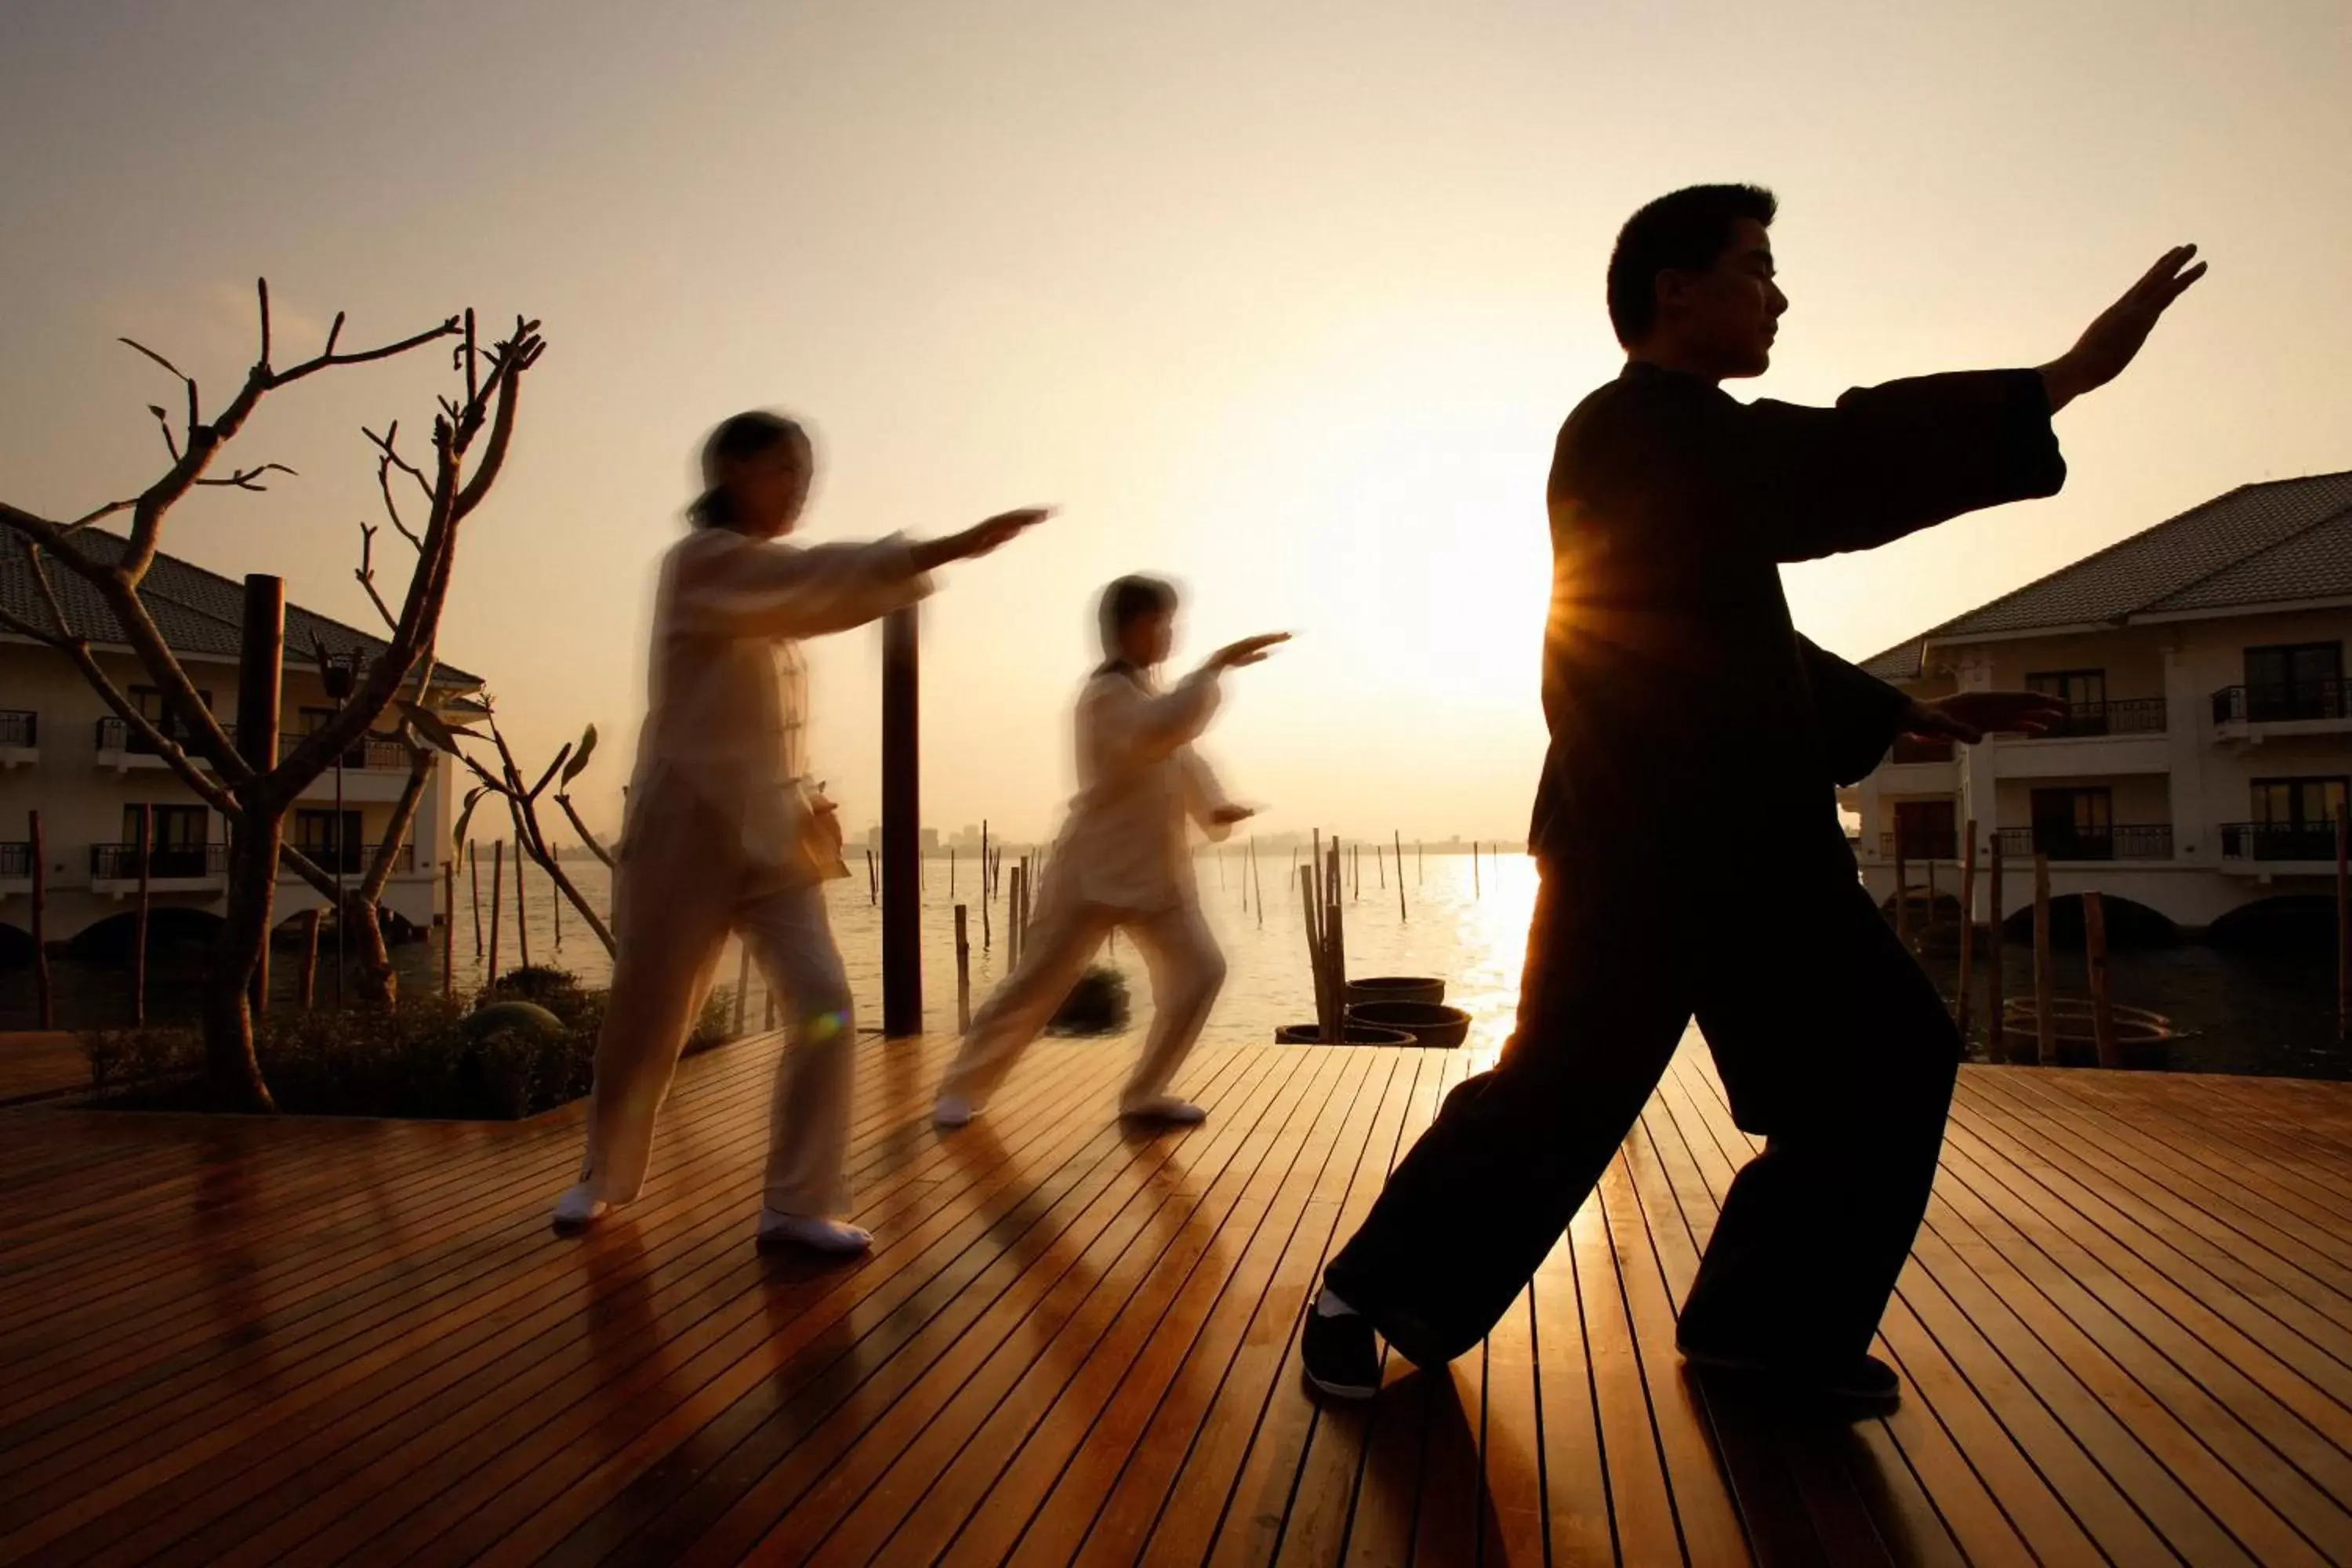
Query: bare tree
0,283,546,1109
415,703,615,956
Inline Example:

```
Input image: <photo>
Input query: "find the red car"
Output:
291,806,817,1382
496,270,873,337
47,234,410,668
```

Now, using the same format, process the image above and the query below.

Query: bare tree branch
555,793,615,869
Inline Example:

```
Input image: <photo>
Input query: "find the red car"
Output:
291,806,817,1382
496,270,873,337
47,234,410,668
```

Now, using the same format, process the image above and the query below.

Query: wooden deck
0,1033,86,1108
5,1031,2352,1566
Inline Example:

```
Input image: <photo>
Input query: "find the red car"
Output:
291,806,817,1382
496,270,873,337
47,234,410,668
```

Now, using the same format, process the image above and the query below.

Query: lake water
5,848,2339,1080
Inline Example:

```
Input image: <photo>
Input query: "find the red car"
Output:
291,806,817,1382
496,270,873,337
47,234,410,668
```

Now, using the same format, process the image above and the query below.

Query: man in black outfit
1300,184,2203,1413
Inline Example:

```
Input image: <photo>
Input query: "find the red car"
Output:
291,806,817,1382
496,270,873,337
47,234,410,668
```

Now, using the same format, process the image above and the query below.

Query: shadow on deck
4,1031,2351,1565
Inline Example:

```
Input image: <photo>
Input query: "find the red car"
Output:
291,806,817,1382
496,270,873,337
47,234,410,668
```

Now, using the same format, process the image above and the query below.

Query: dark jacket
1530,361,2063,878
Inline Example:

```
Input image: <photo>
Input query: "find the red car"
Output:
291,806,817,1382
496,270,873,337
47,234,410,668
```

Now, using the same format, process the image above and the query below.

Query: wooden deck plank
10,1039,2352,1566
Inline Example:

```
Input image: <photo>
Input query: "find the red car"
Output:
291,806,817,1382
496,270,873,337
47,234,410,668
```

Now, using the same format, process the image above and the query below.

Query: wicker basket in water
1345,1000,1472,1048
1344,976,1446,1007
1274,1023,1417,1046
1996,997,2173,1068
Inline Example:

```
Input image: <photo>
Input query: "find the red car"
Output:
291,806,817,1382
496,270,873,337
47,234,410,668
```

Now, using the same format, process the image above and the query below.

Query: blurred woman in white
554,410,1046,1249
935,576,1285,1130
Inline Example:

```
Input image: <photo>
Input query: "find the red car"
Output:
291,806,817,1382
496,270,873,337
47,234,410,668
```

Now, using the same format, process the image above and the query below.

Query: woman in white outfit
935,577,1285,1129
554,410,1046,1248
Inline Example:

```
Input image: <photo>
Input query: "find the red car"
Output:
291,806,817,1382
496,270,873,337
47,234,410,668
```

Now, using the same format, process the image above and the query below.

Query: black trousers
1324,858,1958,1370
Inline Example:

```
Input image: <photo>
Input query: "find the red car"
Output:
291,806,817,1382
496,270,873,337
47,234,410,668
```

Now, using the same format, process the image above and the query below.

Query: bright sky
4,1,2347,843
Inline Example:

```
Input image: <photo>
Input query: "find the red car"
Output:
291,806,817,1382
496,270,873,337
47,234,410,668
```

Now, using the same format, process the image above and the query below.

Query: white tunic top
626,526,932,878
1043,662,1237,914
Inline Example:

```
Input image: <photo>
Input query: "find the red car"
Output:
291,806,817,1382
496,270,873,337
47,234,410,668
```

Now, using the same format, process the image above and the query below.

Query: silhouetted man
1300,184,2202,1412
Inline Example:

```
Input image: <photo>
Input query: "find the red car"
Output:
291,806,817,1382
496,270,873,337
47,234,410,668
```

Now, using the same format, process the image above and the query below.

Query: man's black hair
1605,184,1777,347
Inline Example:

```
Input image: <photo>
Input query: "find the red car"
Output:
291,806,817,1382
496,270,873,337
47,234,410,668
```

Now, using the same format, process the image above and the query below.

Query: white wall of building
0,641,460,947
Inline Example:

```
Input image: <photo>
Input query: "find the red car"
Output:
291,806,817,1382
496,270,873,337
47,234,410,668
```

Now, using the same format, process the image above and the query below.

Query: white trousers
575,777,857,1216
940,891,1226,1112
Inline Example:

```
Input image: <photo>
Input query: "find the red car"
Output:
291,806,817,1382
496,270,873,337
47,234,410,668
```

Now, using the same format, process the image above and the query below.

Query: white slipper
757,1208,873,1254
932,1094,977,1128
550,1183,609,1232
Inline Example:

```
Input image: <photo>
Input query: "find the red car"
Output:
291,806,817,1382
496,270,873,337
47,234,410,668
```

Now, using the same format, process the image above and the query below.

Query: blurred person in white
935,575,1286,1131
553,409,1048,1250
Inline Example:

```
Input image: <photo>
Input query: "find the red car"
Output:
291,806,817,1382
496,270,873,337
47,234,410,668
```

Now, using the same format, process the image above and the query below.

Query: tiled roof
0,530,482,687
1860,470,2352,681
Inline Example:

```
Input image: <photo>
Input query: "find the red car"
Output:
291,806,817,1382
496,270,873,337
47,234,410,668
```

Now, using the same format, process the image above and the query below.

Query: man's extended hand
2040,245,2206,414
1904,690,2069,744
1207,632,1291,671
1209,804,1257,826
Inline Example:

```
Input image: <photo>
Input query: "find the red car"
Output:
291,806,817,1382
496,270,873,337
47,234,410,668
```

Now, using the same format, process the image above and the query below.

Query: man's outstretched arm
1708,247,2205,562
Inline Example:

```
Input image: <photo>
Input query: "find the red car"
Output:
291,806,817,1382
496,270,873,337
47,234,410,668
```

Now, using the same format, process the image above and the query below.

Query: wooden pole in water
2085,891,2118,1068
298,908,322,1010
733,942,751,1036
1926,856,1940,937
955,904,971,1033
1299,865,1327,1041
881,605,921,1033
1893,835,1910,948
29,810,50,1030
1395,830,1407,923
134,802,151,1027
1253,837,1265,928
1417,839,1425,883
866,847,877,906
441,854,455,998
1473,840,1482,898
468,840,483,955
1008,863,1025,972
551,851,562,949
1955,823,1976,1046
2031,852,2054,1066
1987,831,2005,1062
486,839,504,993
2339,803,2350,1044
515,839,532,971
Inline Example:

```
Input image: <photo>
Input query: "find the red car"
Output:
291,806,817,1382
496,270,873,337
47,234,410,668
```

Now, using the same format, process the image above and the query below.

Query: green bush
80,966,742,1120
1047,965,1132,1036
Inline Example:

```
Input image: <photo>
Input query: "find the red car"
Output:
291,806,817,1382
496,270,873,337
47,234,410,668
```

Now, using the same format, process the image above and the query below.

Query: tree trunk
203,808,281,1111
347,897,397,1006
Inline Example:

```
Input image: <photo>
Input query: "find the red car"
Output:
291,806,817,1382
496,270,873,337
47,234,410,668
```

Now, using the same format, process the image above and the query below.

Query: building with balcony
0,532,481,955
1855,468,2352,935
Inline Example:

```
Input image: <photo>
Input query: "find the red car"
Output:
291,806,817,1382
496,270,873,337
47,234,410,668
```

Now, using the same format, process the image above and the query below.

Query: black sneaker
1679,1342,1902,1415
1300,1302,1381,1402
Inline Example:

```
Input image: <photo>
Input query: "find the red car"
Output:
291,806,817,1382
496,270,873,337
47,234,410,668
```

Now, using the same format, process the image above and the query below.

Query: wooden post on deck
29,810,51,1030
298,908,322,1009
238,574,284,1014
486,840,504,993
1987,832,2005,1062
955,904,971,1033
2339,804,2350,1044
2085,891,2118,1068
881,604,921,1036
1955,823,1977,1047
441,857,456,998
133,802,152,1027
2031,852,2055,1066
1893,835,1911,948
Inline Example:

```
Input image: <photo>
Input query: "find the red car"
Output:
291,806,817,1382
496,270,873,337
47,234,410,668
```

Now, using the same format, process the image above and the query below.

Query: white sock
933,1094,975,1128
1316,1287,1359,1319
757,1208,873,1254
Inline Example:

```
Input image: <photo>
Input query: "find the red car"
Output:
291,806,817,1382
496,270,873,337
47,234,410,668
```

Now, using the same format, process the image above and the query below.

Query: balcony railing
1993,824,2175,862
96,717,234,757
0,710,35,747
2220,822,2339,862
1888,735,1955,764
2212,680,2351,726
293,840,416,875
90,842,228,880
0,842,28,878
2038,697,2169,738
1880,829,1960,860
93,718,412,770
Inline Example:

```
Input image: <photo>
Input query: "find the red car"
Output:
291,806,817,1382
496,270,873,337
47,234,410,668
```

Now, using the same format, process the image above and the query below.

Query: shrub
80,966,744,1120
1047,965,1132,1036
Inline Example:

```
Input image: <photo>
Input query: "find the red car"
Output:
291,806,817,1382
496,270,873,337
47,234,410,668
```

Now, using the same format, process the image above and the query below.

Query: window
2030,787,2113,859
2027,669,2107,735
2245,642,2345,722
1890,800,1957,858
122,804,210,877
294,808,365,873
2252,776,2348,829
